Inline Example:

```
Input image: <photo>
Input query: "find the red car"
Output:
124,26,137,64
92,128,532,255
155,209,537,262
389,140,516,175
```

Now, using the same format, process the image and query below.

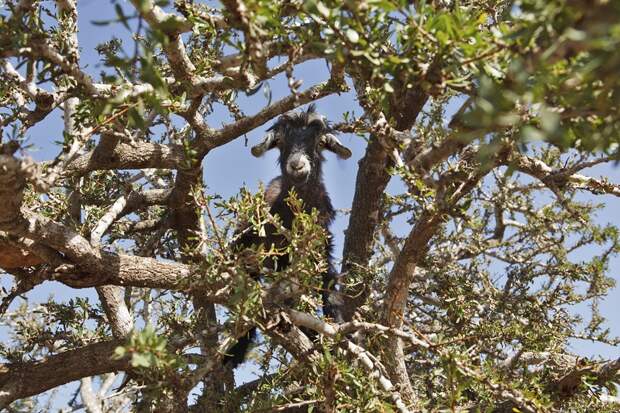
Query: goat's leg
321,267,343,323
223,327,258,368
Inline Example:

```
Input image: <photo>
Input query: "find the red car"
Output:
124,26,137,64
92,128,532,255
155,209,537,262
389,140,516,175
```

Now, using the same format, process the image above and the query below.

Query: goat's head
251,105,351,184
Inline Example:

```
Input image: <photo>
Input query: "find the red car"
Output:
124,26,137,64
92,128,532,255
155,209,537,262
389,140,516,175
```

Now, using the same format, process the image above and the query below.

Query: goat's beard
288,171,310,184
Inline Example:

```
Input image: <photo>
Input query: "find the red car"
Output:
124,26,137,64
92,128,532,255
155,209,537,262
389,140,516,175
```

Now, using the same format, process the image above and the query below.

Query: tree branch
198,80,342,154
65,142,186,176
340,79,429,322
0,339,128,408
510,153,620,197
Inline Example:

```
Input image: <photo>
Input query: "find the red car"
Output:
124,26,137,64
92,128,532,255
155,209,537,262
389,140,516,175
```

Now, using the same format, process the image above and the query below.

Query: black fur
225,105,347,368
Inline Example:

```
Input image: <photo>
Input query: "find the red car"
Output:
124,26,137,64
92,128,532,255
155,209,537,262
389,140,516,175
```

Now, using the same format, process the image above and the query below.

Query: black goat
225,104,351,368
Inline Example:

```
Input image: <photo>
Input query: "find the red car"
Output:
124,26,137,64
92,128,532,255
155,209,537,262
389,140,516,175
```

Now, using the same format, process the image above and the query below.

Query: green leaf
131,353,152,368
521,125,545,142
316,2,331,18
113,346,126,359
540,107,560,133
346,28,360,43
114,4,131,31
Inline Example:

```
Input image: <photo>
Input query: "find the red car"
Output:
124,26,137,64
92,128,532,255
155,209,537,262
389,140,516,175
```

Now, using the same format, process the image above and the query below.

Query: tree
1,0,619,411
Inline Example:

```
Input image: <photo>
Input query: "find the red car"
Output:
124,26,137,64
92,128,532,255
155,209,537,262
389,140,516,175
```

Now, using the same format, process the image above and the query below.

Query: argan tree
1,0,619,411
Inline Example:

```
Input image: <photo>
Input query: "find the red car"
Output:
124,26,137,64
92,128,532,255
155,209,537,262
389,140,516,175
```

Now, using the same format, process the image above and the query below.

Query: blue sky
2,0,619,407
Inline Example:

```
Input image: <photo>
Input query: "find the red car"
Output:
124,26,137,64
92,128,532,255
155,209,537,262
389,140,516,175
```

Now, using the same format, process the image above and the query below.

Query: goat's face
280,123,321,182
251,105,352,185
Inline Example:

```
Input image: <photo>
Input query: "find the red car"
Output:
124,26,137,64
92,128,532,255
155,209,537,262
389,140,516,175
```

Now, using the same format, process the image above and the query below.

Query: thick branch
552,357,620,397
97,285,134,338
340,84,428,322
65,142,186,175
380,145,508,405
0,339,128,408
0,156,28,233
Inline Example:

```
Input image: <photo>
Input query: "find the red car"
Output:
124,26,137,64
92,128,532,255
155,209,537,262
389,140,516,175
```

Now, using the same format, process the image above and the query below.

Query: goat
225,104,351,368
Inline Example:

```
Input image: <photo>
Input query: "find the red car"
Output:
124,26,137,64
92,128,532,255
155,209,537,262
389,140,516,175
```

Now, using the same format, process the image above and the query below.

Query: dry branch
0,340,128,408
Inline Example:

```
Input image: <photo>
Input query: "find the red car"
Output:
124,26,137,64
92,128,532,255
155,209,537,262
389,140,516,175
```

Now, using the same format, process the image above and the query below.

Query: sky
1,0,619,408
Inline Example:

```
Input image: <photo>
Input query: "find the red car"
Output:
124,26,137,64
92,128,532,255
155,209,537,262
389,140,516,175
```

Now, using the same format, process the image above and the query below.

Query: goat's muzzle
286,154,311,182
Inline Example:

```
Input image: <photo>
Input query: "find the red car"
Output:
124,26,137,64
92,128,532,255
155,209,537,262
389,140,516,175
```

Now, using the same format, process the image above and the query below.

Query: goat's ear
321,133,352,159
251,131,279,157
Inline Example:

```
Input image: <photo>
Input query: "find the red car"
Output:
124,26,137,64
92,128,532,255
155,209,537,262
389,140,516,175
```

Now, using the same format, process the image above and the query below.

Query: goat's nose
291,161,304,170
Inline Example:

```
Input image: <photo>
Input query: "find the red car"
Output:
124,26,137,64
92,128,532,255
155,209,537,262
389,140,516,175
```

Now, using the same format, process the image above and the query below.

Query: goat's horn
322,133,352,159
251,131,278,157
